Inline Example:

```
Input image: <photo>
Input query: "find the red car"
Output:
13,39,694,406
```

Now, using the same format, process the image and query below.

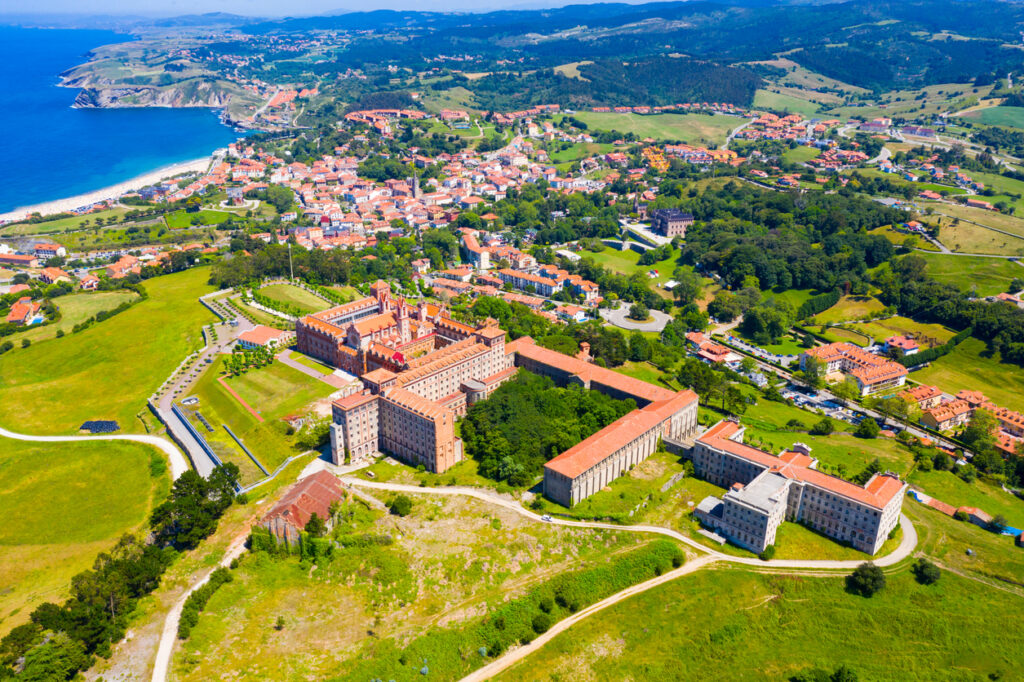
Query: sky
1,0,655,18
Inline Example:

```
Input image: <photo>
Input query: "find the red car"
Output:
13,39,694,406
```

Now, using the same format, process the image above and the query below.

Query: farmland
960,105,1024,129
752,89,822,117
918,252,1024,297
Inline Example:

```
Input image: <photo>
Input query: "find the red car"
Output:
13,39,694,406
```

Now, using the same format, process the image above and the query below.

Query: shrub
177,568,234,640
758,545,776,561
388,494,413,517
845,562,885,597
531,612,552,634
810,417,835,436
954,510,969,522
912,558,941,585
854,418,880,439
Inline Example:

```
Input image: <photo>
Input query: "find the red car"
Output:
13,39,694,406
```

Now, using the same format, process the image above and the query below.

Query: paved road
599,303,671,332
276,349,355,389
0,425,190,479
724,117,756,150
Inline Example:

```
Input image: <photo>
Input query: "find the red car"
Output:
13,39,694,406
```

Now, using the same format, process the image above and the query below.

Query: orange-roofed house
692,419,905,554
237,325,294,350
5,297,42,325
898,384,943,410
801,342,907,395
39,266,72,285
260,470,345,543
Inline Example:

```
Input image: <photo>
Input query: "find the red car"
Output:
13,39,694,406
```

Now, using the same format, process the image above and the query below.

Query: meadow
497,561,1023,681
918,252,1023,297
752,89,822,117
813,295,886,324
936,219,1024,256
0,207,133,236
0,267,215,433
961,105,1024,129
165,209,231,229
909,469,1024,528
0,437,169,635
781,145,821,164
571,112,738,147
912,337,1024,410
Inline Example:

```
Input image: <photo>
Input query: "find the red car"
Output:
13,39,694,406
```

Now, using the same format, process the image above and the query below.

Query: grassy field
913,337,1024,410
781,145,821,164
0,437,169,635
752,89,822,117
173,494,650,681
961,105,1024,129
258,283,330,315
498,562,1023,681
910,469,1024,528
164,209,233,229
287,351,334,375
936,218,1024,256
581,245,690,297
548,142,615,163
6,290,138,346
927,200,1024,240
814,295,886,324
0,207,133,236
571,112,738,147
842,315,956,348
185,357,337,484
0,267,215,433
918,252,1023,297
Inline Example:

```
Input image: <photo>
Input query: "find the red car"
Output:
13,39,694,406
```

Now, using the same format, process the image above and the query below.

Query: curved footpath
0,425,190,480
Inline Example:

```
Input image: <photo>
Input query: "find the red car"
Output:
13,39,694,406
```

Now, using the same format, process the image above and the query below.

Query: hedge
797,289,841,321
898,326,972,368
177,567,233,640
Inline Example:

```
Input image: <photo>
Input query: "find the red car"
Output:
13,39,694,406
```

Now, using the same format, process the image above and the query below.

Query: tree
758,545,776,561
628,301,649,321
912,558,941,585
21,338,31,348
855,417,880,439
275,615,286,631
846,562,885,597
810,417,835,436
388,494,413,517
988,514,1008,534
304,512,327,538
960,409,997,455
671,268,703,305
532,612,552,634
801,356,824,388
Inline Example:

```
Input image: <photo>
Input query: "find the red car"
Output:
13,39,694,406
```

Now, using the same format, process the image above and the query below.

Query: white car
541,514,552,522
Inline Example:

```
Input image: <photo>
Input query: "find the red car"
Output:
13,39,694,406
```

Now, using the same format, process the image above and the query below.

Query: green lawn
165,209,231,229
186,357,337,484
814,295,886,324
0,267,215,433
962,105,1024,129
0,437,169,635
753,88,823,117
582,246,686,297
731,330,806,356
910,469,1024,528
843,316,956,348
498,565,1024,681
258,283,330,315
571,112,738,146
548,142,614,163
913,336,1024,410
287,351,334,375
7,291,138,346
781,145,821,164
867,225,939,252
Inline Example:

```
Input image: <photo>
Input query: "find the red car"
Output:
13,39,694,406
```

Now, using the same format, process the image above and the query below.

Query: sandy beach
0,155,215,224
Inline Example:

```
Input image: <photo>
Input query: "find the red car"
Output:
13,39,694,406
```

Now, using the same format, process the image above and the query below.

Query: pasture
918,252,1024,297
913,337,1024,411
7,290,138,346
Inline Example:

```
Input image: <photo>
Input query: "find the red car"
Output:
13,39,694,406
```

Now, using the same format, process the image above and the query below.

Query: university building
692,420,905,555
800,342,908,396
650,208,694,238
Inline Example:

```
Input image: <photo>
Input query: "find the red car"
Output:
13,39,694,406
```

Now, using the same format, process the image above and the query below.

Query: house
898,384,943,410
80,274,100,290
5,297,42,325
884,335,919,356
800,343,907,396
33,243,66,259
958,506,993,530
0,253,39,268
554,304,587,323
39,267,72,285
920,399,972,431
237,325,293,350
650,208,694,238
260,470,345,543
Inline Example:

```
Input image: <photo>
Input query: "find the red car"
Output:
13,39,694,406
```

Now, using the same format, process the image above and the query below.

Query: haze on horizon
0,0,656,18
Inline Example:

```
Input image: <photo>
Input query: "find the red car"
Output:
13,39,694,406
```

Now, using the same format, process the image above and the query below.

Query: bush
758,545,776,561
988,514,1008,534
912,558,941,585
854,418,880,439
846,562,885,597
954,510,969,522
531,612,552,634
21,338,30,348
388,494,413,517
810,417,835,436
177,567,234,640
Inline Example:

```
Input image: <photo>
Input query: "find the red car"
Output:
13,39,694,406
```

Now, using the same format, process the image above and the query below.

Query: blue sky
3,0,654,18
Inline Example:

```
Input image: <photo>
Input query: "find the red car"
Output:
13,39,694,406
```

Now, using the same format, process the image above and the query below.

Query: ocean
0,26,243,213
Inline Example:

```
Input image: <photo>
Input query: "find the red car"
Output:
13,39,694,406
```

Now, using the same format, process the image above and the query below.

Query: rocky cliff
72,84,234,109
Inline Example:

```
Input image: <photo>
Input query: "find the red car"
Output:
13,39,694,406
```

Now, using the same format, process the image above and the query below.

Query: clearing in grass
0,267,215,434
752,89,822,117
813,295,887,324
6,290,138,346
0,436,169,635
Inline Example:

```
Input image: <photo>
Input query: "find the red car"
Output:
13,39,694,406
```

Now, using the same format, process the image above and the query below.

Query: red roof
262,470,344,532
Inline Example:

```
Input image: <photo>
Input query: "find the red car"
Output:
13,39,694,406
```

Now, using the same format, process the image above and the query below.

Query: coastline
0,155,215,224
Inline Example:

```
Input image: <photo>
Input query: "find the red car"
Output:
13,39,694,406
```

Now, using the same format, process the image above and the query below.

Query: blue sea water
0,26,242,213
